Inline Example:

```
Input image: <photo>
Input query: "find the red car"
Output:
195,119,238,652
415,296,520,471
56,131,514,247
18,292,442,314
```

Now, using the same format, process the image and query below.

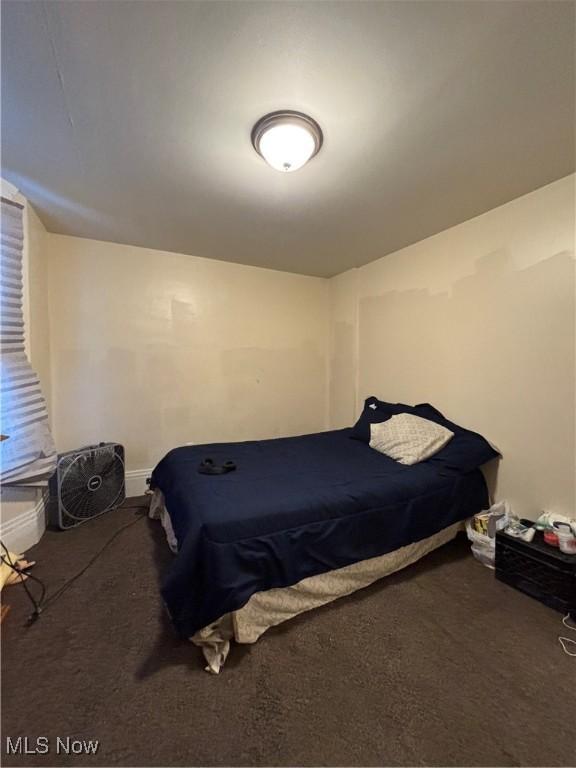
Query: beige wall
328,268,358,429
46,236,329,471
329,175,576,520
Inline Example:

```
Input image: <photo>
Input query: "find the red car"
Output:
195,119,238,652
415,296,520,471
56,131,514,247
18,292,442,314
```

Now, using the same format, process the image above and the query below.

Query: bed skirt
149,490,463,673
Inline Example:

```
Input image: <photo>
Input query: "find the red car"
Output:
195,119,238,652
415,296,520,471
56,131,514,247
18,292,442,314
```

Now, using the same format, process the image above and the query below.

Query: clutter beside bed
467,504,576,568
465,502,510,568
495,511,576,655
466,499,576,654
533,512,576,555
508,510,576,554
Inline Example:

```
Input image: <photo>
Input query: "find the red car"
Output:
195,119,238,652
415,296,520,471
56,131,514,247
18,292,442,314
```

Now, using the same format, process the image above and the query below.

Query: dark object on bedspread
151,428,490,638
198,458,237,475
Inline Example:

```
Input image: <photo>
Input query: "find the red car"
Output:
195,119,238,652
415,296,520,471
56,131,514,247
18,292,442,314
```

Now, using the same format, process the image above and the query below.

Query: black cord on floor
43,512,145,610
1,510,146,624
0,542,45,622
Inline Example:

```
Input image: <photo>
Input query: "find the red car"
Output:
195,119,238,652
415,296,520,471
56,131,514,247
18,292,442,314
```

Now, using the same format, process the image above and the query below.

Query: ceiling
2,1,574,278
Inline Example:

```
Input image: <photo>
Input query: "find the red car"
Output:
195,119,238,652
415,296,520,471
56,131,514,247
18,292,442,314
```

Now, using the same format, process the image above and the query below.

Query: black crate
495,529,576,615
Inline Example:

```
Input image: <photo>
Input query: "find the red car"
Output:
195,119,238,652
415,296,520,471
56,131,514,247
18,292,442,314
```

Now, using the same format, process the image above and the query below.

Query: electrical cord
1,511,146,624
0,541,45,622
559,613,576,657
42,512,145,610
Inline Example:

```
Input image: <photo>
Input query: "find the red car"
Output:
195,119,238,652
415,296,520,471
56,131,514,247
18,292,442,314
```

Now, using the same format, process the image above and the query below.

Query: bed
150,400,499,672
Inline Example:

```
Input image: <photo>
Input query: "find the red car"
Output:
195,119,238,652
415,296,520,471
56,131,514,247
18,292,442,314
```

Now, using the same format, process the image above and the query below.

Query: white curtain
0,197,56,483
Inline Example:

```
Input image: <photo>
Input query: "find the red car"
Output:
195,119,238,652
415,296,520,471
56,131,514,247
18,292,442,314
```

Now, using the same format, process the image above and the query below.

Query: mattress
150,428,489,639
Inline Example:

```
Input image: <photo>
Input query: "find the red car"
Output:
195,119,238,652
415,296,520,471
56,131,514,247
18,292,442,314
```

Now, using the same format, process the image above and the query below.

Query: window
0,196,56,483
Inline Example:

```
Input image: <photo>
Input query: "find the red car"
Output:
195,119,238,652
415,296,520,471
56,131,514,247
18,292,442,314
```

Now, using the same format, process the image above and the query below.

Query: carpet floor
1,497,574,767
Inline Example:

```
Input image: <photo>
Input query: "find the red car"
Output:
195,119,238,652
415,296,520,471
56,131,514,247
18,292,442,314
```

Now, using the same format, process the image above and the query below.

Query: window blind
0,196,56,484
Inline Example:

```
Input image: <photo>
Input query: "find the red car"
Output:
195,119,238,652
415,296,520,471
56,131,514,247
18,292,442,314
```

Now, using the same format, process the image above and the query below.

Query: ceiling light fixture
251,111,323,172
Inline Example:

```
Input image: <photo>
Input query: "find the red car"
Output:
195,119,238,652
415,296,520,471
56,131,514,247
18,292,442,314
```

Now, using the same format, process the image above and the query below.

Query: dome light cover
251,111,323,172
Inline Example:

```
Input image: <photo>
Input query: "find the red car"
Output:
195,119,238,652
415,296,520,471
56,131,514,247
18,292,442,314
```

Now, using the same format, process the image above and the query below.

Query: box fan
48,443,125,529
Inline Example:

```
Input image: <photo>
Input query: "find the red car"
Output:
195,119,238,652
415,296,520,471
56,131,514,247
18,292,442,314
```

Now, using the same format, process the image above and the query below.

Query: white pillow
369,413,454,465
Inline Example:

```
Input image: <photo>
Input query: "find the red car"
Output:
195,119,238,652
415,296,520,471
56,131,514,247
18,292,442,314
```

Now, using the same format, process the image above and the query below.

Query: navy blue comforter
151,429,489,637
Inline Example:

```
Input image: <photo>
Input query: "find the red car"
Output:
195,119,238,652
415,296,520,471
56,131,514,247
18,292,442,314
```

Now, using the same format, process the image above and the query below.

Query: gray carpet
1,497,574,767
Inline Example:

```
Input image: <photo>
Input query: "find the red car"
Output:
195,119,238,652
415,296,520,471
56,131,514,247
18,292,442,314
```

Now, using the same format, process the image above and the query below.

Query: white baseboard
125,468,153,498
0,492,46,554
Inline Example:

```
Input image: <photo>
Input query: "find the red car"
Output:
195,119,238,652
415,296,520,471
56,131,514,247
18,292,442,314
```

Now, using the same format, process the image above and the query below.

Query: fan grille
58,444,125,524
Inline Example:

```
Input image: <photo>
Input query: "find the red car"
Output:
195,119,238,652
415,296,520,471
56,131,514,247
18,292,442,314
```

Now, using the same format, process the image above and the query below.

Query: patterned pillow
369,413,454,465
